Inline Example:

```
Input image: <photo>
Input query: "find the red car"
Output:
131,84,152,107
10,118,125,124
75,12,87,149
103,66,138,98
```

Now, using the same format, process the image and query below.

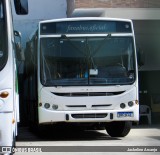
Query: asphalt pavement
15,124,160,155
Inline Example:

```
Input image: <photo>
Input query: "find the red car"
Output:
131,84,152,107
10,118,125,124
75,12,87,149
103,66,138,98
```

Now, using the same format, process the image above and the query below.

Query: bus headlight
120,103,126,109
0,99,4,110
128,101,134,107
44,103,50,109
52,104,58,110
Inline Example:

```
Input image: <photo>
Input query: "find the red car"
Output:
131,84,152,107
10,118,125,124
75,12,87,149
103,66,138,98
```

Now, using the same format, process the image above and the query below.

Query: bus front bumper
38,107,139,124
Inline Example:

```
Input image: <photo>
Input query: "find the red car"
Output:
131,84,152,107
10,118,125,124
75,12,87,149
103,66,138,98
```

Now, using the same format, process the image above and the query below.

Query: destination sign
40,20,132,35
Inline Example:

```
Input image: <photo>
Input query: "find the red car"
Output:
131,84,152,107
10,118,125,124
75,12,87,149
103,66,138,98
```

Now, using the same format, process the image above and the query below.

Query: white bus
0,0,28,154
25,17,139,137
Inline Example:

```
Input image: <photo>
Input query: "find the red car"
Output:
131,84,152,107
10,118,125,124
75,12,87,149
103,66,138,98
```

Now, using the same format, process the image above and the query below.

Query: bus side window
0,1,4,50
0,2,6,70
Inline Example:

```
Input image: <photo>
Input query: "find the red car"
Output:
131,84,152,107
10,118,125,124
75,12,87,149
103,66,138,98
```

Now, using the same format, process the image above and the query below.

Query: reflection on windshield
40,36,135,86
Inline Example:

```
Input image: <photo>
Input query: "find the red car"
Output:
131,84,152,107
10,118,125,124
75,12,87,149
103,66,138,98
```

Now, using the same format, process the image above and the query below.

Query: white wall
12,0,67,48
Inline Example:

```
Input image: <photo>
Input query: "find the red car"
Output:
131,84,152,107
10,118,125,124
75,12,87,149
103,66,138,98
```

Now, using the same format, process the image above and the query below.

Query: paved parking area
15,125,160,155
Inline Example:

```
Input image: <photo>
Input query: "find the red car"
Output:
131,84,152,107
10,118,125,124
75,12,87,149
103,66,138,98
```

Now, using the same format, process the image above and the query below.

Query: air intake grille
71,113,108,119
53,92,124,97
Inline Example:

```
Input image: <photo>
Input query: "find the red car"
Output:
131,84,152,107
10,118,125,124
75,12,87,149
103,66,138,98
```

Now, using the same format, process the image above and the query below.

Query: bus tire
105,121,132,137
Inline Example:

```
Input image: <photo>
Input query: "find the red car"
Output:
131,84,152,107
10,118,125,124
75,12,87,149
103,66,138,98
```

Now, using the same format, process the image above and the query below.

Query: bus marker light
0,91,9,98
135,100,139,105
12,119,15,124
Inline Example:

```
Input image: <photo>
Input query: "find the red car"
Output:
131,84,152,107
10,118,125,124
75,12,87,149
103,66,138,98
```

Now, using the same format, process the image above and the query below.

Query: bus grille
53,91,124,97
71,113,108,119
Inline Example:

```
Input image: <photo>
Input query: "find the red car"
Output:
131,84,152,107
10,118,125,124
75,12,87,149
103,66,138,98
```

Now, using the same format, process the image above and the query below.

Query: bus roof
39,17,132,24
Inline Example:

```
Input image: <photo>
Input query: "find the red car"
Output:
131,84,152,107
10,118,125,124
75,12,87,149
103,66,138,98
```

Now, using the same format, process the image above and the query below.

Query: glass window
0,0,7,71
40,36,135,86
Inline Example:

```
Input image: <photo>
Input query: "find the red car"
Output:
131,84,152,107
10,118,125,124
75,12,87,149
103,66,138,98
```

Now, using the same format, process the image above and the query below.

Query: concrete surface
13,125,160,155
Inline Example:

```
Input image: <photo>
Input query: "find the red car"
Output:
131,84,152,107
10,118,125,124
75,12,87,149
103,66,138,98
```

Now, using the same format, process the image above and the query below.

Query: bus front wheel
105,121,132,137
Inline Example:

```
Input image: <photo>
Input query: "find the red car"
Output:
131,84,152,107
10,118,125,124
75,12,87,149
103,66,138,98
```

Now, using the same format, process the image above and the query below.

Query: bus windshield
40,36,135,86
0,0,7,71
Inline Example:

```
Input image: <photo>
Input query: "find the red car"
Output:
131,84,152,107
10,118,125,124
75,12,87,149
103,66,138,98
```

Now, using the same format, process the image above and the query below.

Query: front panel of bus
37,18,139,124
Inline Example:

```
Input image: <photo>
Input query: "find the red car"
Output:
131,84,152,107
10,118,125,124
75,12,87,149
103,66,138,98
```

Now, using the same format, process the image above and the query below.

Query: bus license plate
117,112,134,118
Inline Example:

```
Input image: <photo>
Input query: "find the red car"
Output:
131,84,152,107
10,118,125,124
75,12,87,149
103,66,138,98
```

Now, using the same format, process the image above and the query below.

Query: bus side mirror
137,48,145,67
14,30,25,61
14,0,28,15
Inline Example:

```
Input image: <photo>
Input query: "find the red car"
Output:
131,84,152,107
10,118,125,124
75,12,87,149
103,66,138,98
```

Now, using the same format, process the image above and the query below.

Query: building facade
74,0,160,8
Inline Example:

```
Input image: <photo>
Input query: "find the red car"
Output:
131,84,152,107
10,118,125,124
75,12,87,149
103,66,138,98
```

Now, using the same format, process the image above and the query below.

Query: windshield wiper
86,37,97,70
92,33,112,57
85,34,111,71
61,34,86,57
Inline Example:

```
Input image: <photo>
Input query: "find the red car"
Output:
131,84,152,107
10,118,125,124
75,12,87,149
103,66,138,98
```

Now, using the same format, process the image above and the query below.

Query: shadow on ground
17,125,121,142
